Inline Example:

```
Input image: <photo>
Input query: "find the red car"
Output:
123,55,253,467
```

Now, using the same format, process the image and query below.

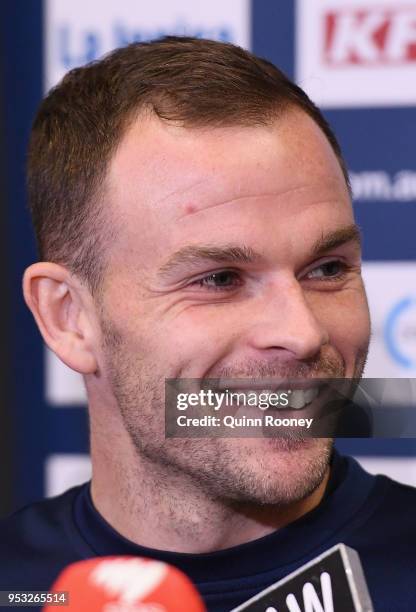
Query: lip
215,379,325,392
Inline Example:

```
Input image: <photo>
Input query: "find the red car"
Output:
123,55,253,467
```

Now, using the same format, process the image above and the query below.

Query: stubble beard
100,317,368,507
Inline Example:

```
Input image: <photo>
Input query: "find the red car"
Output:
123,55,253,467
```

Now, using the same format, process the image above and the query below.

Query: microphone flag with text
230,544,373,612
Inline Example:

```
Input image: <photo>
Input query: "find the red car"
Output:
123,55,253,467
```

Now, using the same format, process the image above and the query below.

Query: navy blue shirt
1,452,416,611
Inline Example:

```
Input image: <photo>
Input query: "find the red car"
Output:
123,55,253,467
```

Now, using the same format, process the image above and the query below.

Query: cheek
155,306,242,375
311,286,371,358
105,287,238,378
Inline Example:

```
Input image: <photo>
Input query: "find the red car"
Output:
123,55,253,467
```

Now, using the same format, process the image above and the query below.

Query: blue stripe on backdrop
336,439,416,457
0,8,13,517
3,0,48,508
48,409,89,455
252,0,295,79
324,107,416,261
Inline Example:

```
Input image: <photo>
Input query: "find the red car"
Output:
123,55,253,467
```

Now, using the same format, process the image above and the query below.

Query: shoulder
361,457,416,509
0,485,87,590
342,456,416,561
346,467,416,609
320,455,416,610
368,469,416,532
346,454,416,514
329,454,416,547
0,484,83,548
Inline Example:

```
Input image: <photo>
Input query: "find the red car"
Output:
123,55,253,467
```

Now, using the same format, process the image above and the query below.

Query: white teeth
243,390,273,409
288,387,319,409
289,390,304,409
304,387,319,404
253,388,320,410
224,387,320,410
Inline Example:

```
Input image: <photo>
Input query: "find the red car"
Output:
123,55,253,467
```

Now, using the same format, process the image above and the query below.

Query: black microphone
230,543,373,612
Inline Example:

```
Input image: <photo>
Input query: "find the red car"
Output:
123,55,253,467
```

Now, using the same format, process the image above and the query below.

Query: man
1,36,415,611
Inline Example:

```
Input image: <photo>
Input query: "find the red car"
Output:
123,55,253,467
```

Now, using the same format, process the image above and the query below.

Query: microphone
43,556,206,612
230,544,373,612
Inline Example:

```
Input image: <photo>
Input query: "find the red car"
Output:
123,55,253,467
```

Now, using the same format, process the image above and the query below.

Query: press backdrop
2,0,416,513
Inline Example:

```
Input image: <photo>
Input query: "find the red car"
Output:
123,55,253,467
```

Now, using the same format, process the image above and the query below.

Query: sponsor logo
58,23,235,72
384,296,416,368
296,0,416,106
324,7,416,66
350,170,416,202
45,0,250,90
362,263,416,377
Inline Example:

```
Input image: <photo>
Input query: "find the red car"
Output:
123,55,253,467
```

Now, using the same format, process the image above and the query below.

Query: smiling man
2,37,416,611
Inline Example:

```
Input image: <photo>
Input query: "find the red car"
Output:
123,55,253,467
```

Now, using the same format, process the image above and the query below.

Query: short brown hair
27,36,349,296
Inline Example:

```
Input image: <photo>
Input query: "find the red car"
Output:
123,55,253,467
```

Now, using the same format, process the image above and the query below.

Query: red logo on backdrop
324,7,416,65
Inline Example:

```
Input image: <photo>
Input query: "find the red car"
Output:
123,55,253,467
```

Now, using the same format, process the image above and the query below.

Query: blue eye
307,260,348,280
192,271,242,291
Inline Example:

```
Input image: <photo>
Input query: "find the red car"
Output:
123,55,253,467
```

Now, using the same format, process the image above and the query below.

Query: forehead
105,109,352,270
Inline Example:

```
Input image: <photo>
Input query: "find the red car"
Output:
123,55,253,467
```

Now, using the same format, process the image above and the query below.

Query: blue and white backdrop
4,0,416,510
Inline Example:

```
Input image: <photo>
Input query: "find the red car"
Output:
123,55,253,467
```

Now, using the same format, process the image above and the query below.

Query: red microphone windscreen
43,556,206,612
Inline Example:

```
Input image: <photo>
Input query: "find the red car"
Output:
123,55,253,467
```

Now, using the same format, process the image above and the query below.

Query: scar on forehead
184,203,197,214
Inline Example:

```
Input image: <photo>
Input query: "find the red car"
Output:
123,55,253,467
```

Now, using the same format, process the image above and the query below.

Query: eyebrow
157,224,362,279
312,224,361,257
157,245,260,278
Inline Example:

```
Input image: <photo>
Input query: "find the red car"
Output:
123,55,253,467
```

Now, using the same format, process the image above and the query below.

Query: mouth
277,387,320,410
215,384,323,411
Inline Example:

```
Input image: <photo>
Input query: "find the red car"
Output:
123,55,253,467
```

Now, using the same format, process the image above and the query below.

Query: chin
212,437,333,505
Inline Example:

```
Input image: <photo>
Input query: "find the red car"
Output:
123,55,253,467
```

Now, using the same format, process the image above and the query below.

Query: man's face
94,108,370,505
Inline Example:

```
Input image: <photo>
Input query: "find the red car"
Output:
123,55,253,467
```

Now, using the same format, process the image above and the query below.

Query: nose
245,278,329,361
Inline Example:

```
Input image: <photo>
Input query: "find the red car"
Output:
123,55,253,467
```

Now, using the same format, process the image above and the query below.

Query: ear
23,262,98,374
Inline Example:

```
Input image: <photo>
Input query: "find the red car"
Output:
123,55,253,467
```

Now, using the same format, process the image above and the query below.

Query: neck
90,424,330,554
